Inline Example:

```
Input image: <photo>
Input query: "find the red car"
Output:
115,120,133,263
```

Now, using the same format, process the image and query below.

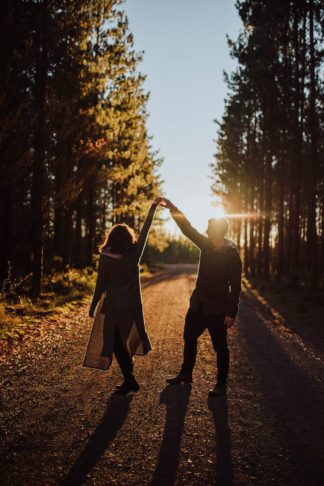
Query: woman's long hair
98,224,136,255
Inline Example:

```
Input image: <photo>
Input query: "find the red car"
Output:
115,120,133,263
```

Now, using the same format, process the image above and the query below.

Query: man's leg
166,304,206,383
181,305,207,375
206,313,229,390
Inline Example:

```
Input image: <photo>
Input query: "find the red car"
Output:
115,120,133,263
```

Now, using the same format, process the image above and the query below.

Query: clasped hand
154,197,174,209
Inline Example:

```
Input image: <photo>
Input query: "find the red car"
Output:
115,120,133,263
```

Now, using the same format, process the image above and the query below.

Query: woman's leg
113,325,140,394
113,325,134,380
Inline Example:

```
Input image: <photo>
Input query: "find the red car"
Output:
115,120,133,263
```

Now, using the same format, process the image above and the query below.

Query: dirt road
1,264,323,485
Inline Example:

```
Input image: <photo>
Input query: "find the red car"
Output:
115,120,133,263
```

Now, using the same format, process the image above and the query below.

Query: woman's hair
98,224,136,255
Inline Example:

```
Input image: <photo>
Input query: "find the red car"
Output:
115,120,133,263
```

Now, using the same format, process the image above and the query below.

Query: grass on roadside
0,261,164,345
0,267,96,344
139,262,164,278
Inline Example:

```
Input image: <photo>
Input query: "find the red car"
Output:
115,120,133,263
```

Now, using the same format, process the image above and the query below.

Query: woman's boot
115,374,140,394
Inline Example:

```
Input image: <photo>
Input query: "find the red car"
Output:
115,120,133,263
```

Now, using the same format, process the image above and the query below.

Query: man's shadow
207,395,234,486
60,392,133,486
150,383,192,486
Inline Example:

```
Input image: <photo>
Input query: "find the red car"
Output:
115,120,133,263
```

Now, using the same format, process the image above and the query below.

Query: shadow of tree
236,298,324,483
59,392,133,486
242,279,324,353
207,395,234,485
150,383,192,486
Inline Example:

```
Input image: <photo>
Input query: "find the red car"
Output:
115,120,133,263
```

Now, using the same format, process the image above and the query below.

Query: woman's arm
137,197,162,259
162,198,206,249
89,255,108,317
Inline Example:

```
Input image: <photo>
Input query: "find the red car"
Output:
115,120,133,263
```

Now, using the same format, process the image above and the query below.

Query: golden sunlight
213,206,226,219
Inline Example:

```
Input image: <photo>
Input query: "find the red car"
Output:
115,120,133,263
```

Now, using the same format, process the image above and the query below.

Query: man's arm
162,199,206,249
226,249,242,322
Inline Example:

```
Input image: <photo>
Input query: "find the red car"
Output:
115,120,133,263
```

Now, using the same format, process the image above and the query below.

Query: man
161,198,242,396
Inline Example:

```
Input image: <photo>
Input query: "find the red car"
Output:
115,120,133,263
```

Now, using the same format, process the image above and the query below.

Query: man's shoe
208,383,226,397
166,372,192,385
115,377,140,395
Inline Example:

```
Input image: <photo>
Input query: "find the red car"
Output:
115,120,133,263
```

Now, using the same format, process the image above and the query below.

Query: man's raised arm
161,198,206,249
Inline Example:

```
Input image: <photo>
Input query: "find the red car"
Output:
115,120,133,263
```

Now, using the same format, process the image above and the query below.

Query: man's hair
208,217,230,236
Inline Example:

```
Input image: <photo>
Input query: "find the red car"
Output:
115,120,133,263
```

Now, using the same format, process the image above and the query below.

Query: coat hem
81,364,111,371
133,347,152,357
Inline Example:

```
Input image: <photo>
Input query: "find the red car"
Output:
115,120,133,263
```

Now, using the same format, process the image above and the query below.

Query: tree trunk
244,210,249,274
307,0,318,290
263,115,272,280
289,3,304,286
263,150,272,280
257,148,264,276
320,200,324,272
54,204,64,258
31,0,48,296
86,178,95,266
54,160,65,258
0,179,11,285
74,198,83,267
63,207,73,266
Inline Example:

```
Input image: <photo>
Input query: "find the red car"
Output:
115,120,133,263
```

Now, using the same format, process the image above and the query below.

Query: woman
83,197,162,394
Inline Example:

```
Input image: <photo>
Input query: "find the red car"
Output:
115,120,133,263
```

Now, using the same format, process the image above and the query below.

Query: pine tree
0,0,162,294
211,0,324,289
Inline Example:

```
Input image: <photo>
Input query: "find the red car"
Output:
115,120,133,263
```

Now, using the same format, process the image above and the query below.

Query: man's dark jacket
170,206,242,319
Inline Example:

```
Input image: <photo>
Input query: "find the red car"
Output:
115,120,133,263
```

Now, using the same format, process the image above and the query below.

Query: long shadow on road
59,393,133,486
207,395,234,486
150,383,192,486
238,295,324,485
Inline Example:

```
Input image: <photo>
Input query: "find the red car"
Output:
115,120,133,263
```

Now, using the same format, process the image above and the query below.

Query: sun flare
213,206,226,219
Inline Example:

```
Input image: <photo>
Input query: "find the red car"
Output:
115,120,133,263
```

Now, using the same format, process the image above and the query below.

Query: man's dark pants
180,302,229,385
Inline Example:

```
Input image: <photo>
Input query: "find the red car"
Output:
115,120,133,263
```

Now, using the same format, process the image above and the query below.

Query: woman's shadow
150,383,192,486
207,395,234,486
60,392,133,486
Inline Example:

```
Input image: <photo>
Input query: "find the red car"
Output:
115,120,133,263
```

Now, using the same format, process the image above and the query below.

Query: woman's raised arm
137,197,162,259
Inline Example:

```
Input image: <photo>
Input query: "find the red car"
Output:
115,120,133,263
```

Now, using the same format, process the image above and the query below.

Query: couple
83,197,242,396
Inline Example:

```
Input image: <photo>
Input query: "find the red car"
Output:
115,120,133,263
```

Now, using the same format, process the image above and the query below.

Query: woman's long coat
82,203,158,370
